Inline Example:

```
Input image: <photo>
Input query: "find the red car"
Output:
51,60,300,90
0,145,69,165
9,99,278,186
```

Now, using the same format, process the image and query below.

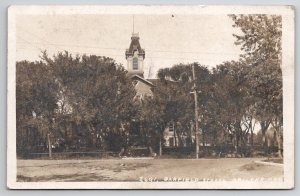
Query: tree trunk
234,122,240,157
47,132,52,158
250,129,254,147
260,121,270,155
262,134,268,156
248,118,254,147
159,134,162,156
173,122,177,147
202,129,206,156
235,131,238,157
119,147,125,157
274,126,283,158
277,132,283,158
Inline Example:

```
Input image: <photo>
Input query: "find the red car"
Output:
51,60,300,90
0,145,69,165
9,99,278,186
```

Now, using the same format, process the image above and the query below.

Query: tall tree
230,14,283,157
17,51,137,156
152,63,212,155
41,51,137,151
16,60,59,157
212,61,250,156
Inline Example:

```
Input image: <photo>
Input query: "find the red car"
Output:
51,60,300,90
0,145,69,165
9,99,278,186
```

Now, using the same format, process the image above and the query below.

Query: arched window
133,57,139,70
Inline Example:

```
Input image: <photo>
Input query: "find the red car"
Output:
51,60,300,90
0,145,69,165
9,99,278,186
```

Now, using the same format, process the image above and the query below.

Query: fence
18,151,119,159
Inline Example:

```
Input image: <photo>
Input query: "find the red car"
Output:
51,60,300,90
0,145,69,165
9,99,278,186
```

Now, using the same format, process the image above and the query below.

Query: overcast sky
16,14,242,78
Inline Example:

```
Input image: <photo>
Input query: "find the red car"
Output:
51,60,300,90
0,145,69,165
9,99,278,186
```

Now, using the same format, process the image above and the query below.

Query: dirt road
17,158,283,182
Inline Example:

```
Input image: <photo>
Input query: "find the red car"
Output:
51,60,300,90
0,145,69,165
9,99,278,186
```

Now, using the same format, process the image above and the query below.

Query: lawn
17,158,283,182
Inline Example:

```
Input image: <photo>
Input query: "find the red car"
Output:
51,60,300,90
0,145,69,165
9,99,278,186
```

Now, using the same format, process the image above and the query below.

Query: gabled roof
125,33,145,59
131,74,155,87
147,79,159,86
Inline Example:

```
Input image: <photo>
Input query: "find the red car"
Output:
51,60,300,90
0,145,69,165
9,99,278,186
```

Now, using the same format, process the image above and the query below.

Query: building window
133,57,138,70
169,123,174,132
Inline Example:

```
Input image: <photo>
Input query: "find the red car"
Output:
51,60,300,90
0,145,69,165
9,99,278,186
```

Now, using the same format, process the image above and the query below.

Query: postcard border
7,5,295,189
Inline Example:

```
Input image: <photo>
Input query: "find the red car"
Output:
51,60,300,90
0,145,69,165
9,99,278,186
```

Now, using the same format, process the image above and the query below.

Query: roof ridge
131,74,155,86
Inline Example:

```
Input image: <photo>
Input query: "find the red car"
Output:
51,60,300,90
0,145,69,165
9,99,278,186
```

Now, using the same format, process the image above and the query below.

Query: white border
7,5,295,189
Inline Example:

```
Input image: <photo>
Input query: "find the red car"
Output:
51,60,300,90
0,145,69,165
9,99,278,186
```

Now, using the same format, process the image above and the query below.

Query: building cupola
125,33,145,77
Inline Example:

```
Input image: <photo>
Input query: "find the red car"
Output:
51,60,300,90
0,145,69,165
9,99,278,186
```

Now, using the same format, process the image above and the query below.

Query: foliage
16,60,59,154
230,14,283,156
17,52,137,154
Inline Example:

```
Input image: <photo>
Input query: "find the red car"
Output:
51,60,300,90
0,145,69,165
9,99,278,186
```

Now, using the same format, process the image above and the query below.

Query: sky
16,14,242,79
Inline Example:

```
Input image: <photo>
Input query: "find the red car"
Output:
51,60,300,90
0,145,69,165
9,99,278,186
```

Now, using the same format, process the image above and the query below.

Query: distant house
163,121,196,148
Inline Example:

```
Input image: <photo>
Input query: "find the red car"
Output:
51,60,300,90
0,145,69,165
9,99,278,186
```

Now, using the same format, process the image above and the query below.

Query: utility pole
47,132,52,158
192,64,199,159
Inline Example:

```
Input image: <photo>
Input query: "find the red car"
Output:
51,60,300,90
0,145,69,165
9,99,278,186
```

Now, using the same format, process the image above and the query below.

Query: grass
17,158,284,182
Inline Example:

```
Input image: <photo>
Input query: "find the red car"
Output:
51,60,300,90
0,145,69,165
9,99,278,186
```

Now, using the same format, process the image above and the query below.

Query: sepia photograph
7,5,294,189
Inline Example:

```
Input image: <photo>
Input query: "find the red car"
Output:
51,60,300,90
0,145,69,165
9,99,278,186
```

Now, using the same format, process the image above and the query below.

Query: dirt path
17,158,283,182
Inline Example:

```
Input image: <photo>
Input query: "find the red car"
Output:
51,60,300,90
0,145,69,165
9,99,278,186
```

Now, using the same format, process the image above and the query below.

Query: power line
17,35,43,51
16,45,228,63
17,26,241,56
16,27,241,64
17,39,240,56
